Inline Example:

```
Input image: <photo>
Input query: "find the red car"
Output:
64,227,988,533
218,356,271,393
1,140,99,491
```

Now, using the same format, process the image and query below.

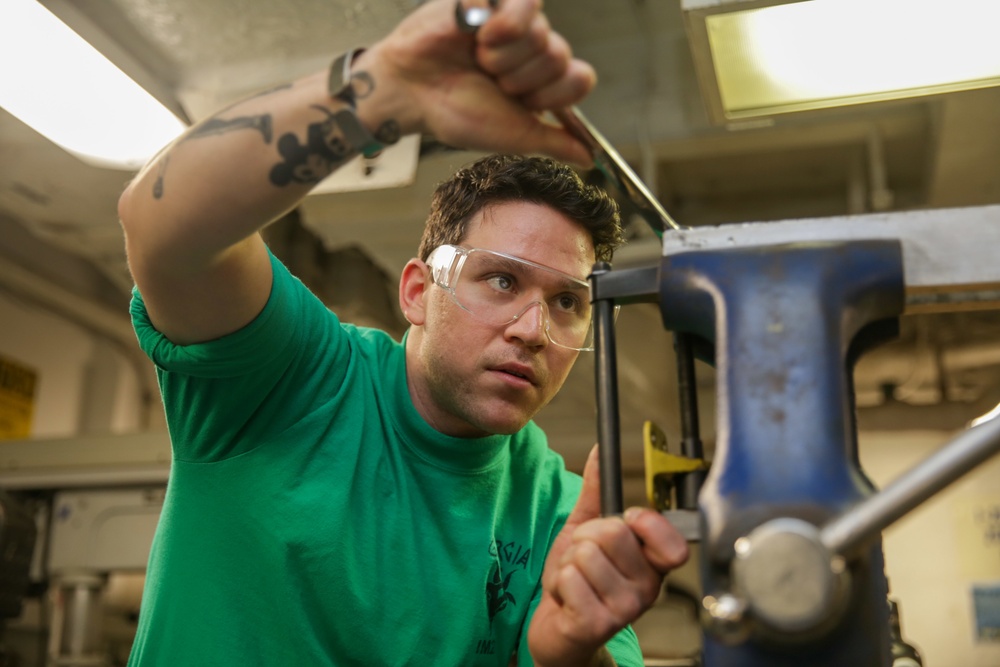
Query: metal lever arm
457,2,682,236
726,414,1000,642
552,107,682,235
822,412,1000,557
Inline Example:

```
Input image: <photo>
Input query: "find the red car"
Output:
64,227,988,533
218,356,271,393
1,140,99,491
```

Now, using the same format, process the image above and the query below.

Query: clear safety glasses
426,244,616,352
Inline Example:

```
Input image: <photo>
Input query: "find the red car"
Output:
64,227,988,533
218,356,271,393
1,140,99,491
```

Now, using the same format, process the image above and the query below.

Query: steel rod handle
591,262,624,516
820,414,1000,557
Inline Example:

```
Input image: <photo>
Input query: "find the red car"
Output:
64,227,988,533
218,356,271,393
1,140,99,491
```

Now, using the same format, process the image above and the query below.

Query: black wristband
327,48,394,158
328,48,366,108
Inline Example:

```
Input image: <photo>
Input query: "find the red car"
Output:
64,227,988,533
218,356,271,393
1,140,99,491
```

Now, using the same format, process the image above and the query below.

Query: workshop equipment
590,232,1000,665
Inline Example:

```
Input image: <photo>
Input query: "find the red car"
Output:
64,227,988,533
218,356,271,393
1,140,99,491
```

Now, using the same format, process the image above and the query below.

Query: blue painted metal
654,240,905,666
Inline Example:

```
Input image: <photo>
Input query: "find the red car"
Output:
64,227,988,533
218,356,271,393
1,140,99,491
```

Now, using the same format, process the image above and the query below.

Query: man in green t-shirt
119,1,689,665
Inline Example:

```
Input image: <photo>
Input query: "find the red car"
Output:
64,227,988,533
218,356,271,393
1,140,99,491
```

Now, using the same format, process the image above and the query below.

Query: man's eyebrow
487,254,589,291
541,266,590,291
556,276,590,291
488,255,526,274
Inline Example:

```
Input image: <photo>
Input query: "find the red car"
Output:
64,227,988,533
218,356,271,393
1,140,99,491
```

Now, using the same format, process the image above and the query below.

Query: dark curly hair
417,155,624,263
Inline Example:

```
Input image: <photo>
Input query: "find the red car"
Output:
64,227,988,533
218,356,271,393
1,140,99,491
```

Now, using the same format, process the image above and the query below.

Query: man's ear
399,258,429,326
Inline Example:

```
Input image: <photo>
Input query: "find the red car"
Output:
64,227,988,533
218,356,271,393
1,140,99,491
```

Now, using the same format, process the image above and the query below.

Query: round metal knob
731,518,848,636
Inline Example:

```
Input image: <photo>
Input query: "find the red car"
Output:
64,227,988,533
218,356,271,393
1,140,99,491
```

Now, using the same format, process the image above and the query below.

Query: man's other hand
527,446,690,667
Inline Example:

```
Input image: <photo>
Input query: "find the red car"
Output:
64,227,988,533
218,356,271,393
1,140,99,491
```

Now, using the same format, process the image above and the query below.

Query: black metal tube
591,262,624,516
674,333,706,510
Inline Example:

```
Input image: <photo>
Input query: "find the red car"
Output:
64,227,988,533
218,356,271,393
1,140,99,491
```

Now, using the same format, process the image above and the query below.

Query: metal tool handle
553,107,682,235
591,262,624,517
456,3,681,235
720,413,1000,643
821,412,1000,557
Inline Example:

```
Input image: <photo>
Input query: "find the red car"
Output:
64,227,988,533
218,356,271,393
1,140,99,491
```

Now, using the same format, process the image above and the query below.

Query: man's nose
504,301,549,347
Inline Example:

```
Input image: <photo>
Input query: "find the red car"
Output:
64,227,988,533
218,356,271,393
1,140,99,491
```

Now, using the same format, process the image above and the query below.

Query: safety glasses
426,244,617,351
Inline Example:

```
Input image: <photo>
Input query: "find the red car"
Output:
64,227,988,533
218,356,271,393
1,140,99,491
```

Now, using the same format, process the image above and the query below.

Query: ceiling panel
2,0,1000,470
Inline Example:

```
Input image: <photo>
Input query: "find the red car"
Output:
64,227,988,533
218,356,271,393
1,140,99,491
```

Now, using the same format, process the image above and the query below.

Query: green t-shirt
127,251,642,666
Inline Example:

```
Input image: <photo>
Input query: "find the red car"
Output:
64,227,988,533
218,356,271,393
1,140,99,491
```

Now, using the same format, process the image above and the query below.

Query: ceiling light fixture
684,0,1000,123
0,0,187,170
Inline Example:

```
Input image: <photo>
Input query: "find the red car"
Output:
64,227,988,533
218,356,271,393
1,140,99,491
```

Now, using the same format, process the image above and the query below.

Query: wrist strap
327,47,397,158
328,48,366,108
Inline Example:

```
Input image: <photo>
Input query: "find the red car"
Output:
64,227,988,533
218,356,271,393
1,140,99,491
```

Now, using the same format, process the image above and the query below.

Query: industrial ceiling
3,0,1000,487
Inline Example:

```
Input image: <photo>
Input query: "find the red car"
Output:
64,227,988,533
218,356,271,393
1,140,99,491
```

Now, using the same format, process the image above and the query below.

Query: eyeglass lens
452,249,594,349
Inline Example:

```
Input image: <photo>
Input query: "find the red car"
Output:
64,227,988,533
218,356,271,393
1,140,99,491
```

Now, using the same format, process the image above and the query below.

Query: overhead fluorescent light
0,0,187,170
684,0,1000,123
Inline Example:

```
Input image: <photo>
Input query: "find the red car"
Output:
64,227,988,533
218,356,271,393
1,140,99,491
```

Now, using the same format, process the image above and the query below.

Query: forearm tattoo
152,112,274,199
151,70,400,197
269,64,399,186
188,115,273,143
374,119,402,147
151,85,288,199
268,106,400,186
268,105,353,186
152,156,169,199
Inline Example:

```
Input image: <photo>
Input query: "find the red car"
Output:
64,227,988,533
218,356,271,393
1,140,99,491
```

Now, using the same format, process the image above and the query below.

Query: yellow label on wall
954,495,1000,581
0,355,37,439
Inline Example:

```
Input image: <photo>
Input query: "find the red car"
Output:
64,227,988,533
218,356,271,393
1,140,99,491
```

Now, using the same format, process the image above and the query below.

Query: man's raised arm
118,0,595,345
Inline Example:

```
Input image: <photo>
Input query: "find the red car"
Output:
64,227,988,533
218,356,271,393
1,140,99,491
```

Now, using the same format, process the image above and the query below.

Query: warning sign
973,584,1000,642
0,356,37,439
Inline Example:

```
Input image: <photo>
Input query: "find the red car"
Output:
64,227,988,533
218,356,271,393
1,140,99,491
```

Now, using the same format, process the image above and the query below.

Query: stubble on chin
432,370,546,437
430,380,534,437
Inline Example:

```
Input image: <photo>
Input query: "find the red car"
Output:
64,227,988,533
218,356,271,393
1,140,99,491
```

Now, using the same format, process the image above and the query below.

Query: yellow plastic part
643,421,708,508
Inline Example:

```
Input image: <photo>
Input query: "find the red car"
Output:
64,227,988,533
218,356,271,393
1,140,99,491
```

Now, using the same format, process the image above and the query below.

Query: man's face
407,201,597,438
